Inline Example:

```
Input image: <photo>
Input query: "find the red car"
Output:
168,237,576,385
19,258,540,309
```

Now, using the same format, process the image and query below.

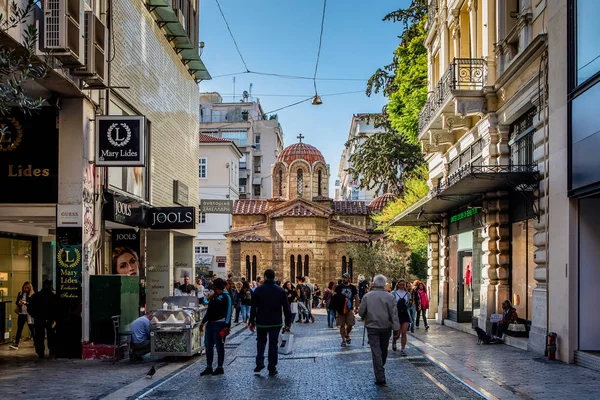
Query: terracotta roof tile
271,204,325,218
332,201,369,215
276,142,325,165
368,193,397,213
232,233,271,242
200,134,234,143
233,200,268,214
327,235,370,243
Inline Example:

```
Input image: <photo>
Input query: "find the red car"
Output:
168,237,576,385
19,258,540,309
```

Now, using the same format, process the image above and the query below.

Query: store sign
450,208,478,223
96,115,146,166
216,256,226,268
104,192,145,226
147,206,196,230
56,227,83,300
0,108,58,203
199,199,233,214
173,180,189,206
57,204,82,227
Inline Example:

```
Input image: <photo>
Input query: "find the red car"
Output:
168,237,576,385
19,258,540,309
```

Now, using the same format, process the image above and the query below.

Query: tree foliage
346,241,410,282
0,0,48,115
345,115,422,195
408,247,428,280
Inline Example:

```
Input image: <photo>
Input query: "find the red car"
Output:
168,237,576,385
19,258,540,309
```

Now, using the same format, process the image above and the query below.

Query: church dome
277,142,325,165
368,193,397,213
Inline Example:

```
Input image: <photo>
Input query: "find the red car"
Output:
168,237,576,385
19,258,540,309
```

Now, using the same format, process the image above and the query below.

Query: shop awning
391,164,538,227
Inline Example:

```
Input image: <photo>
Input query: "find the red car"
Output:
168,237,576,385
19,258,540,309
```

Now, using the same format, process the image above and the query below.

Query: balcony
418,58,487,139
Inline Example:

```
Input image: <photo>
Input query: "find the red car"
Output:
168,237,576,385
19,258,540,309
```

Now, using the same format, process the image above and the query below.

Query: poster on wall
111,229,142,276
147,264,170,311
96,115,146,166
0,108,58,203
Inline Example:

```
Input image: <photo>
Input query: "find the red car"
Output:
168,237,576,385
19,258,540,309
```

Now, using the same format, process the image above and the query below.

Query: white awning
252,178,262,185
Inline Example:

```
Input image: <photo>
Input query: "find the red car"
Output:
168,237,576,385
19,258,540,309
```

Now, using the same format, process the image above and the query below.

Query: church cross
297,133,304,143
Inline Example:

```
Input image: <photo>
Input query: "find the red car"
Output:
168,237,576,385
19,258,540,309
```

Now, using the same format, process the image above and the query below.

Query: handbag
278,331,294,355
14,306,20,314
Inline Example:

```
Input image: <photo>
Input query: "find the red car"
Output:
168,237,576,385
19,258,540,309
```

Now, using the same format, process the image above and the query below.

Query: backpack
244,290,252,300
396,292,409,316
302,283,312,301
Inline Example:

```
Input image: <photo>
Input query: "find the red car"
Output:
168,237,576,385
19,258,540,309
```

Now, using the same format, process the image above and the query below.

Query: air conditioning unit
43,0,84,66
73,12,107,86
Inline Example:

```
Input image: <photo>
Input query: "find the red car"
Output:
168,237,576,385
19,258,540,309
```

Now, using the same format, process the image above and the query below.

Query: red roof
199,133,234,143
233,200,268,214
232,233,271,242
276,142,325,165
368,193,397,213
332,201,369,215
328,235,370,243
271,203,325,218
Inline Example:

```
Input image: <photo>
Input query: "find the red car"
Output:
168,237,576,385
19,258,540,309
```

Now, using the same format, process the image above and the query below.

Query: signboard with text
199,199,233,214
147,206,196,230
0,108,58,203
173,180,189,206
96,115,146,166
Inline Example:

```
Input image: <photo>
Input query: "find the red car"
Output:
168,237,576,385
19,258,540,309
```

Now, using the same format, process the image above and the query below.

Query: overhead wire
214,0,249,72
313,0,327,94
210,70,367,81
217,90,365,98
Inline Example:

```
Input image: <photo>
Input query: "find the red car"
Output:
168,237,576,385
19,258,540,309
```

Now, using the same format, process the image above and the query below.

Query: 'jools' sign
148,207,196,230
96,115,146,166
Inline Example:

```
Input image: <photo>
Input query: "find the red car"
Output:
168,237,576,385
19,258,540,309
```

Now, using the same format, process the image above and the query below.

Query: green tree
0,0,48,115
407,247,428,280
346,241,410,282
345,115,423,195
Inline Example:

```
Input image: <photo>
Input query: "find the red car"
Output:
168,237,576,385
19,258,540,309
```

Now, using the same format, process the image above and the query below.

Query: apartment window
253,156,261,173
575,0,600,85
199,158,207,178
195,246,209,254
509,108,535,166
253,185,261,196
222,130,247,146
351,189,359,200
199,212,207,224
240,153,247,169
254,134,261,150
202,130,219,137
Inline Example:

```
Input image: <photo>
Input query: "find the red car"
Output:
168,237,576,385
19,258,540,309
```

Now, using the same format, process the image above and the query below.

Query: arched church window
318,170,322,197
246,255,251,280
252,255,258,282
342,256,347,275
348,258,354,281
297,255,303,277
278,169,283,197
304,255,309,277
290,255,296,283
297,169,303,195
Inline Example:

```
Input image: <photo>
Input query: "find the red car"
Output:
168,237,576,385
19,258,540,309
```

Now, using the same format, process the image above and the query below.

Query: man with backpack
391,279,412,356
296,277,314,323
335,273,359,346
358,274,400,386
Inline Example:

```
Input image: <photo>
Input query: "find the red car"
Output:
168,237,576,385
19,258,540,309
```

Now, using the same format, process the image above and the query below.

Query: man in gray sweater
358,274,400,386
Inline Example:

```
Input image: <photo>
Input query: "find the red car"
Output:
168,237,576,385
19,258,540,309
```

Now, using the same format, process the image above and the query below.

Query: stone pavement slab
131,312,484,400
409,324,600,400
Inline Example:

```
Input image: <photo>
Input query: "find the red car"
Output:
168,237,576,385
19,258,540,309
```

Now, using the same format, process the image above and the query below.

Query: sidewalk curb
408,333,522,400
101,324,249,400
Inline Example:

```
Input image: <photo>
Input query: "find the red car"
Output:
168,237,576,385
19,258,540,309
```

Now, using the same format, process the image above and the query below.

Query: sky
198,0,409,196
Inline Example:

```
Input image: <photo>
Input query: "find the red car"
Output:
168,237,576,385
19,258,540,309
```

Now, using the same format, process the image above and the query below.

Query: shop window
511,219,535,321
448,236,458,314
199,158,207,178
576,0,600,85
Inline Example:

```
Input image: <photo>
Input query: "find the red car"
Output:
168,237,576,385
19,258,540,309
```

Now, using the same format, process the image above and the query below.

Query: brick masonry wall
111,0,200,212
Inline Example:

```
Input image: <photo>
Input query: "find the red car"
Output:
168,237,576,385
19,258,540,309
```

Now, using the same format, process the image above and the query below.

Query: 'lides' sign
147,207,196,230
96,115,146,166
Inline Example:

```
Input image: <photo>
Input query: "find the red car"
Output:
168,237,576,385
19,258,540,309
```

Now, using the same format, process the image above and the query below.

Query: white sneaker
9,345,18,350
400,349,407,357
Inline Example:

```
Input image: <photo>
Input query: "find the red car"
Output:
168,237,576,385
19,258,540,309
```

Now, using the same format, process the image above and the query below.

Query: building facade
199,93,284,200
225,140,398,287
392,0,548,356
336,114,385,201
196,134,242,279
0,0,208,357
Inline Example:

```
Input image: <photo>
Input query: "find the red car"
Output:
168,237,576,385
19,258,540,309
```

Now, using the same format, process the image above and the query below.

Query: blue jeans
327,309,336,327
408,306,417,331
256,327,280,370
204,321,226,368
241,305,251,322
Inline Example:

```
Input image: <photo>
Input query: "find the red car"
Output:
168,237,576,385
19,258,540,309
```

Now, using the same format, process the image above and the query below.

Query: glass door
457,250,473,323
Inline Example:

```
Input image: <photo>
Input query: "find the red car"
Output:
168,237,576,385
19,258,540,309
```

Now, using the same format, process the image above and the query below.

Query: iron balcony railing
424,0,438,30
419,58,487,133
435,164,537,195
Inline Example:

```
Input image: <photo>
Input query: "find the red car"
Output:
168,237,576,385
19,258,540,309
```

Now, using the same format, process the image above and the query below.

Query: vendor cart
150,296,207,357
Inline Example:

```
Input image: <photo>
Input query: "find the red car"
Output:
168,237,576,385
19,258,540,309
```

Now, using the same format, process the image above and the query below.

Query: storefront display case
150,297,206,357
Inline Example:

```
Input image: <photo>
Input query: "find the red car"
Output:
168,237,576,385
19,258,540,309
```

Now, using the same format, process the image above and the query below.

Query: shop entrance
0,236,35,345
579,198,600,351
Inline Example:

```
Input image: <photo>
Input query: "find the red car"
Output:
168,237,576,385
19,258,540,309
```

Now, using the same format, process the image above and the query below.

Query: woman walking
284,281,298,325
391,280,411,356
406,282,417,333
10,281,35,350
415,282,430,330
233,282,243,323
312,283,322,308
323,281,336,328
239,281,252,323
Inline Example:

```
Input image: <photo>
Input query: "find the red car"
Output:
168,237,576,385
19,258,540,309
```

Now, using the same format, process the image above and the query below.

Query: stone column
468,0,478,58
438,217,449,322
452,26,461,60
530,110,548,354
482,0,497,83
427,224,440,320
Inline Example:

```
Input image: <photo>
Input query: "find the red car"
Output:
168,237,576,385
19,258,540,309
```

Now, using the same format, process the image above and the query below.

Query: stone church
225,138,396,286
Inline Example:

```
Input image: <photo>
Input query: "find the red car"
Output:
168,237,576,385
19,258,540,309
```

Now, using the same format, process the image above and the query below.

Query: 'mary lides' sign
96,115,146,166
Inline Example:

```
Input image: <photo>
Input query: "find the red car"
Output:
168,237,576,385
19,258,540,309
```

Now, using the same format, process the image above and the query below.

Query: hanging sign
96,115,146,166
173,180,189,206
199,199,232,214
450,208,478,223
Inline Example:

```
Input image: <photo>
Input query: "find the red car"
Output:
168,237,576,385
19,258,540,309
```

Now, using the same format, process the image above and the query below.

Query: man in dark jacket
28,280,58,359
249,269,291,376
200,278,231,376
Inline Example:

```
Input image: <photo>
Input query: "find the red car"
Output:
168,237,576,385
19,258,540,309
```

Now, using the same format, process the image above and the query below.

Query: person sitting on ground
130,311,153,360
494,300,519,341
